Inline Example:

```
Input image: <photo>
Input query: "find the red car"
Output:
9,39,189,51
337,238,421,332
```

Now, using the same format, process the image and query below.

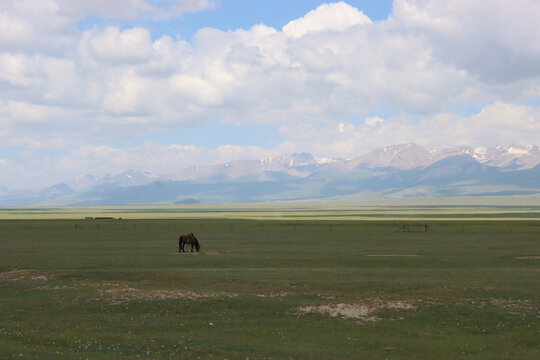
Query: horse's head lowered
189,233,201,252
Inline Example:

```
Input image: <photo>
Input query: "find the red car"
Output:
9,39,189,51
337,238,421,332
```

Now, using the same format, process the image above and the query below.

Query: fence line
2,220,540,233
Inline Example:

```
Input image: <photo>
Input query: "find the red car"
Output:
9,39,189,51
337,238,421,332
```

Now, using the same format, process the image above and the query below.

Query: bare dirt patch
0,269,52,282
175,251,221,255
38,285,79,290
366,254,420,257
297,300,416,322
256,291,293,298
94,282,237,304
470,298,537,316
2,272,237,304
514,256,540,260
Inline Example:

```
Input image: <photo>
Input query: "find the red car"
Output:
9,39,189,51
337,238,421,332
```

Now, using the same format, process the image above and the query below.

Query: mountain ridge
1,144,539,205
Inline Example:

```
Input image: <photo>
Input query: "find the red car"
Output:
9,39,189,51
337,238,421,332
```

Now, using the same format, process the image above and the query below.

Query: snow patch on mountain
349,143,439,170
504,145,532,155
66,170,159,191
38,144,540,196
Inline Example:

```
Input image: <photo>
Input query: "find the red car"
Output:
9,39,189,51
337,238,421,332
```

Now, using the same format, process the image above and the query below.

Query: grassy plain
0,205,539,359
2,197,540,220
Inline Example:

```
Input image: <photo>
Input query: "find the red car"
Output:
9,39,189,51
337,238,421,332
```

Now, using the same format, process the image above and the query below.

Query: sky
1,0,540,189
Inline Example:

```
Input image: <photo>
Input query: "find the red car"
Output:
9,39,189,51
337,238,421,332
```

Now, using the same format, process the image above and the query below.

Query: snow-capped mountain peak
505,145,532,155
2,143,540,206
349,143,439,170
260,153,317,169
66,170,158,191
51,144,540,195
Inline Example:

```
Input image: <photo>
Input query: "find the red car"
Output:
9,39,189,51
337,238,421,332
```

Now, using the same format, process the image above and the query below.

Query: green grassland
0,210,539,359
2,196,540,220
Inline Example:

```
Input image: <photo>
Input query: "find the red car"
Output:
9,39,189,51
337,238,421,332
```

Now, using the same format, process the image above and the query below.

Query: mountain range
2,144,540,205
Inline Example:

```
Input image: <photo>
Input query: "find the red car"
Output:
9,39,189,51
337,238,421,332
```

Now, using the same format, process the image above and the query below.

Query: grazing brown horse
179,233,201,252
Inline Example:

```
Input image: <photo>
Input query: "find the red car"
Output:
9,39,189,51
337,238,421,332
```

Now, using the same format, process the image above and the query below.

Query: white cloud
10,0,60,16
1,102,539,190
88,27,154,64
365,116,384,126
0,53,40,87
0,142,270,189
75,0,218,19
276,102,540,159
426,102,540,146
283,2,372,38
2,0,538,138
103,71,149,114
171,73,225,106
0,1,540,189
4,101,49,121
392,0,540,83
0,11,33,47
0,1,77,54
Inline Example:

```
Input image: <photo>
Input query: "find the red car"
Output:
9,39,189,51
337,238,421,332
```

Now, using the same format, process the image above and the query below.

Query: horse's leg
190,243,194,252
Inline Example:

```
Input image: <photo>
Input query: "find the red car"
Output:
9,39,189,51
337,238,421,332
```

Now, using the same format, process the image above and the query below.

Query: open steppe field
2,199,540,221
1,212,539,359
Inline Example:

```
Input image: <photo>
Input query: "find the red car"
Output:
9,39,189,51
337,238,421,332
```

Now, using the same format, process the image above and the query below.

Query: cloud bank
0,0,539,188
